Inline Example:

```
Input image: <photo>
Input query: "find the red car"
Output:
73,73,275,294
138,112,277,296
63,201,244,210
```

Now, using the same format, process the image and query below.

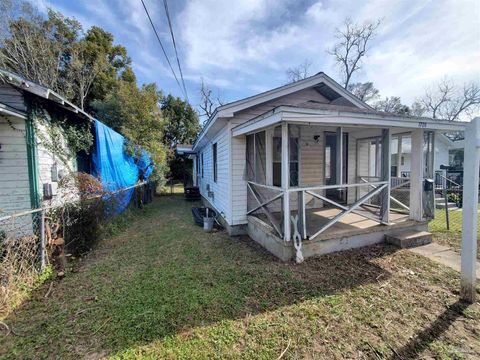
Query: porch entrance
325,132,348,204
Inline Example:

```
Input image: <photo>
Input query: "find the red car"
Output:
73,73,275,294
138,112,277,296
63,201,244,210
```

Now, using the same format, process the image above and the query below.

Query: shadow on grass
390,300,471,359
0,195,397,358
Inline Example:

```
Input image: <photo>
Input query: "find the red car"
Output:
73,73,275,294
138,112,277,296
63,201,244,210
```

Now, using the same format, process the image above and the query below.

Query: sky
30,0,480,112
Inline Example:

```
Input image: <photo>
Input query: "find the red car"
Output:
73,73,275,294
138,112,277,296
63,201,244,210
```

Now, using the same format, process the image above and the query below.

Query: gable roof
193,72,372,150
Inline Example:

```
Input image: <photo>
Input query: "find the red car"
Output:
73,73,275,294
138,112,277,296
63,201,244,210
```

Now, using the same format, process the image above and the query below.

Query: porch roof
232,104,467,137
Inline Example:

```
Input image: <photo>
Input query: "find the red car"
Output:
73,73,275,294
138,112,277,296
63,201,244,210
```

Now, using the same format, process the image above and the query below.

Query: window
212,143,218,182
272,136,298,187
201,152,204,178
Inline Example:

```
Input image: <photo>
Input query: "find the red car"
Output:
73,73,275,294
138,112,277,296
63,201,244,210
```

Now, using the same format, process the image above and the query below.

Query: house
0,69,153,220
191,72,466,262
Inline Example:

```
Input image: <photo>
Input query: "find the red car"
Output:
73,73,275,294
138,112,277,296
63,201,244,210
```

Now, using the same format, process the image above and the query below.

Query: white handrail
288,181,388,193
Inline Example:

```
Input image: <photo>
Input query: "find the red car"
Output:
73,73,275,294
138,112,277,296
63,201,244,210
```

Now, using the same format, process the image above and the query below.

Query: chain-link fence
0,181,155,317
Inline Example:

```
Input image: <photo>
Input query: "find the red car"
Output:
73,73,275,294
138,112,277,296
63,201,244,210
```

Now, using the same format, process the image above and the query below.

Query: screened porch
243,122,435,245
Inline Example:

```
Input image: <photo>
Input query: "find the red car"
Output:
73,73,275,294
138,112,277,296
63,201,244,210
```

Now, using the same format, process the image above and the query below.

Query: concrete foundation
201,196,247,236
247,214,428,262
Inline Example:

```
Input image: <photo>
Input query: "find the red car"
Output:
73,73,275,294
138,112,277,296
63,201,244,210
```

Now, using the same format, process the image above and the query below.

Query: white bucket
203,216,214,232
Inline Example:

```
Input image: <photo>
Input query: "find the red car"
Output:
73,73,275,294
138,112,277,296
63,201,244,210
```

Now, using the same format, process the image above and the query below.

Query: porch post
410,129,424,221
282,122,291,241
380,128,391,223
460,117,479,303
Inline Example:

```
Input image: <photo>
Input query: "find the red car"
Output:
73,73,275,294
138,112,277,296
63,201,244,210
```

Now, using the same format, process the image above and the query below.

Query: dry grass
0,196,479,359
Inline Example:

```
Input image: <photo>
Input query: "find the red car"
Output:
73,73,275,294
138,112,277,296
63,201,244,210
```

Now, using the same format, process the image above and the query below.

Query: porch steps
385,230,432,249
434,198,458,210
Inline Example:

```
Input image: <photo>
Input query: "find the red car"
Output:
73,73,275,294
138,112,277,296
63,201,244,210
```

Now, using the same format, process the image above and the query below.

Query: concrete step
385,230,433,249
435,201,458,209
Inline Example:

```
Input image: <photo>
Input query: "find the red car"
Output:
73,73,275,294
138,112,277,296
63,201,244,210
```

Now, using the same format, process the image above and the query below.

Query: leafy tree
347,82,379,104
160,94,200,180
161,94,200,147
82,26,133,111
374,96,410,115
92,81,167,180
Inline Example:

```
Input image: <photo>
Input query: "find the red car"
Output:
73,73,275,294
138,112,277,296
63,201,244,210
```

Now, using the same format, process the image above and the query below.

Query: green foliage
160,94,200,180
92,81,168,180
28,99,93,172
160,94,200,147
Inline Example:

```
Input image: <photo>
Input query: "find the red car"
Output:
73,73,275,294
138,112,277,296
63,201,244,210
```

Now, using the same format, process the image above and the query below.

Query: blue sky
31,0,479,111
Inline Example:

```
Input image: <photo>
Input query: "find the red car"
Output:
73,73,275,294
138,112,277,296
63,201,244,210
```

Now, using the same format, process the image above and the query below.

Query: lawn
1,196,479,359
429,209,480,258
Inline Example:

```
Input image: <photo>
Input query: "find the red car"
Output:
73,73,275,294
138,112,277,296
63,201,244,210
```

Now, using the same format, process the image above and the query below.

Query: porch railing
359,176,410,213
287,181,389,241
247,181,284,238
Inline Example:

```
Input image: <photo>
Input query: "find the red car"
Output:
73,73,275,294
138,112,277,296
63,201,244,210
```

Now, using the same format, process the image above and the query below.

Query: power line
140,0,187,100
163,0,189,103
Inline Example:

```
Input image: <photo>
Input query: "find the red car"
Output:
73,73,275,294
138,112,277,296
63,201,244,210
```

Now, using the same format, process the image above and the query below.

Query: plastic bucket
203,217,214,232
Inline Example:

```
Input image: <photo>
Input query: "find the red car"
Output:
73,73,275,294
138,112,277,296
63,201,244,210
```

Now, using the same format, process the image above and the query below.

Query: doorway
324,132,348,203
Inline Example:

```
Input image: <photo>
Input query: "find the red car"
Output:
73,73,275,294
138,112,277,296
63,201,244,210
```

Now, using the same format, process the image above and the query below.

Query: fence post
460,117,479,303
443,187,450,230
40,208,46,271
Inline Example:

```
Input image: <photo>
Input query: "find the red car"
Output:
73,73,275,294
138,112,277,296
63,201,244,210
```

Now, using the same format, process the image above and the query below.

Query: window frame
212,143,218,182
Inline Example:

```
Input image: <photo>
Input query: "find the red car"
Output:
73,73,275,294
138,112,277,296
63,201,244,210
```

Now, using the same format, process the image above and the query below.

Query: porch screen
245,131,266,184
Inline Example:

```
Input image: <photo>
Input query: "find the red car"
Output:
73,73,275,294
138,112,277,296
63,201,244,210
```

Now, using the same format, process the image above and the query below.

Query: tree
347,82,379,103
286,60,312,83
83,26,133,111
67,40,107,110
374,96,410,115
161,94,200,180
199,79,223,120
0,5,81,96
161,94,200,147
329,18,381,88
92,81,168,180
417,78,480,121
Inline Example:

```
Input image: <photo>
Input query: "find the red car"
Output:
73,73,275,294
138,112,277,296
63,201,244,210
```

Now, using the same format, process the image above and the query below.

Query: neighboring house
390,133,464,175
0,70,94,217
0,70,152,220
190,72,466,261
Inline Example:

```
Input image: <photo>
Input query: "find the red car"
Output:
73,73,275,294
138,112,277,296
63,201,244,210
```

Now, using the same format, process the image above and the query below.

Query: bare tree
347,82,379,103
329,18,381,89
286,60,312,83
199,79,223,120
418,78,480,121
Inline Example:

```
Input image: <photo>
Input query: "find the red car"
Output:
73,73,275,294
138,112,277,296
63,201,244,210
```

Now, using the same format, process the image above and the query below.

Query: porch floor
303,207,411,240
255,205,421,242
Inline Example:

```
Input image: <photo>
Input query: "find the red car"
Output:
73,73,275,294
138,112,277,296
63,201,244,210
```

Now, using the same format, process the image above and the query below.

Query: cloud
25,0,480,110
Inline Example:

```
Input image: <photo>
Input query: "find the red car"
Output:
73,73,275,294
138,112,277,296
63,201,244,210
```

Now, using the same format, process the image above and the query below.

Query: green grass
1,196,479,359
429,209,480,258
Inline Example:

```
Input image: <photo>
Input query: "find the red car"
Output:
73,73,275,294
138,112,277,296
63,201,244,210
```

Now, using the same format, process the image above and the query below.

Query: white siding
35,121,79,207
197,125,231,223
0,115,31,215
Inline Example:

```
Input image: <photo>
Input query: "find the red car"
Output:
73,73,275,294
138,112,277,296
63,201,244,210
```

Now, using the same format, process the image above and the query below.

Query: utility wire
163,0,189,103
140,0,187,100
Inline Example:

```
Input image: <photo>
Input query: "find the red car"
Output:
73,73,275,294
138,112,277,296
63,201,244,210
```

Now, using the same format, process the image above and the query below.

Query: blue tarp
92,120,154,213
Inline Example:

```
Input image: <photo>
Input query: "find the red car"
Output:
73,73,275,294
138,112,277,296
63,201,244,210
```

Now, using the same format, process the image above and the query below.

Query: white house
191,72,466,261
